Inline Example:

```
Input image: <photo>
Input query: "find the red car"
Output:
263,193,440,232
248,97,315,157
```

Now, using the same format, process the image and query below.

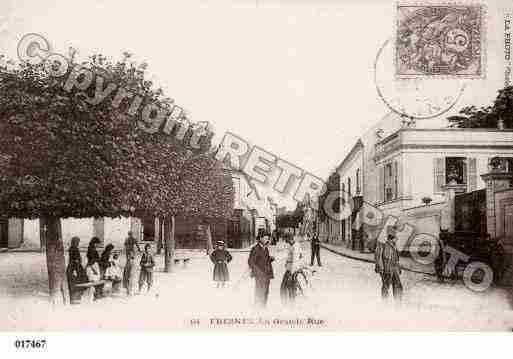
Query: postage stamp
395,4,485,78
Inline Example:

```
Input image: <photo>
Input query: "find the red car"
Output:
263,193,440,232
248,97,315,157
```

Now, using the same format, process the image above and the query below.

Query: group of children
67,235,156,301
67,235,235,302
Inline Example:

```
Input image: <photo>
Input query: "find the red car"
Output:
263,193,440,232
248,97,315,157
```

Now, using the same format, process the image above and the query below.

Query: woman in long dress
66,236,87,302
210,241,232,288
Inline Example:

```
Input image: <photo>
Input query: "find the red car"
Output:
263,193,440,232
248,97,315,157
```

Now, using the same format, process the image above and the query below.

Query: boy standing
139,244,155,293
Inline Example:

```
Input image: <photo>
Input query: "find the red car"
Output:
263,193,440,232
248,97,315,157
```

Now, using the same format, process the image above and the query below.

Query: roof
335,138,364,173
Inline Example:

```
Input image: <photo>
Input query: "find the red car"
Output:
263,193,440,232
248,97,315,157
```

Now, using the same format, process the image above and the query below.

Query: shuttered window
356,169,361,194
393,161,398,199
467,158,477,191
378,166,385,203
433,157,445,193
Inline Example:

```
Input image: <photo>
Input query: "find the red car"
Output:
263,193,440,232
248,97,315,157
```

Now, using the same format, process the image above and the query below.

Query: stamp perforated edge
393,1,487,80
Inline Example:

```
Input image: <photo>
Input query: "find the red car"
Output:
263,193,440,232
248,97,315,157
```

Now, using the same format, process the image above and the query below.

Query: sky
1,0,510,209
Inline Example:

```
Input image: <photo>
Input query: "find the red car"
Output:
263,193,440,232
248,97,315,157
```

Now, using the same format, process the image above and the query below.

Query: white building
332,113,513,248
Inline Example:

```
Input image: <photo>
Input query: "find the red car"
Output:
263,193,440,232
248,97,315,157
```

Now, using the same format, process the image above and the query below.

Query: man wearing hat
248,234,275,308
375,225,403,301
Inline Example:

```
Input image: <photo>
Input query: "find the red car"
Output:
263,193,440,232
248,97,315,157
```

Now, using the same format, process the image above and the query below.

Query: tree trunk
164,216,175,273
206,225,214,256
39,217,47,253
44,216,70,305
156,217,164,255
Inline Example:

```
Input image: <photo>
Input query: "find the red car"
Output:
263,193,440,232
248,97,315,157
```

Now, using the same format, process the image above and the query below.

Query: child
85,257,103,300
139,244,155,293
105,252,123,294
210,240,232,288
105,252,122,281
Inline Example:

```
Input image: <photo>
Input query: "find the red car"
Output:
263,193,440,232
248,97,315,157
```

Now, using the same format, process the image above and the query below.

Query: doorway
141,216,155,242
0,218,8,248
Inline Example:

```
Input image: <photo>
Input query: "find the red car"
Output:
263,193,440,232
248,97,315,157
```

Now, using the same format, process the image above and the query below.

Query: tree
448,86,513,129
160,153,233,272
0,52,218,302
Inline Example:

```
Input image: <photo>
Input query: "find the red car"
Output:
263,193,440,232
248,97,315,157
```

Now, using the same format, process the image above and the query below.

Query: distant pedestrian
375,225,403,301
310,232,322,267
139,244,155,293
210,240,233,288
248,234,275,308
124,231,141,260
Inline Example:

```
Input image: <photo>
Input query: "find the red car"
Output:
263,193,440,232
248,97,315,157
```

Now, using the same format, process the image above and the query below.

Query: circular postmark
374,39,466,120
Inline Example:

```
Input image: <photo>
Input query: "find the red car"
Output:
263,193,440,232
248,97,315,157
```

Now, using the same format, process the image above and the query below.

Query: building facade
328,113,513,251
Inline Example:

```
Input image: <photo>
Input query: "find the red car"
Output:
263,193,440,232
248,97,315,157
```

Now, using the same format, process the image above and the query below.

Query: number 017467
14,339,47,349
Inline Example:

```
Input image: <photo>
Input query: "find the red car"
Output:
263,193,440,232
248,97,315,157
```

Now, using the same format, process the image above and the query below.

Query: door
141,216,155,242
0,218,8,248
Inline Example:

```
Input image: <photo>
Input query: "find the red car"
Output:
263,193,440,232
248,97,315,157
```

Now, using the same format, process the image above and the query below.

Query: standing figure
87,237,102,297
124,231,141,261
248,235,275,308
66,236,87,301
139,244,155,293
123,251,138,296
280,235,304,305
310,232,322,267
375,225,403,301
210,240,233,288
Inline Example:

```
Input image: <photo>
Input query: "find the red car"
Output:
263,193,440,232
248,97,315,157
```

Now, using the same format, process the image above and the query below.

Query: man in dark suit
248,235,274,308
310,232,322,267
375,225,403,301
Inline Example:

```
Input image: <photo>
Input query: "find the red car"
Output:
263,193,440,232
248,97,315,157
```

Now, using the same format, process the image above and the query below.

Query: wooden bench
173,257,191,268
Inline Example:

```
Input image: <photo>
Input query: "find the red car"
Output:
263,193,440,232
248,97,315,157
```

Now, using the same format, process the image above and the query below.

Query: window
356,169,361,194
384,163,394,202
348,177,351,196
232,177,241,206
341,183,346,205
380,161,399,203
434,157,477,193
445,157,467,185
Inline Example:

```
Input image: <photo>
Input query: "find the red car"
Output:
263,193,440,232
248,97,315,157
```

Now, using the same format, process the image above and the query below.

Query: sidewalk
319,241,436,276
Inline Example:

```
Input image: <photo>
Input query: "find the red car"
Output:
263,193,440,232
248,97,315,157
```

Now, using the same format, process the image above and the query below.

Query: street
1,240,513,330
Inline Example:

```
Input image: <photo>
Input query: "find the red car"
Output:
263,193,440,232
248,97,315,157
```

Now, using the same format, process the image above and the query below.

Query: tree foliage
276,202,305,229
448,86,513,129
0,52,232,220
